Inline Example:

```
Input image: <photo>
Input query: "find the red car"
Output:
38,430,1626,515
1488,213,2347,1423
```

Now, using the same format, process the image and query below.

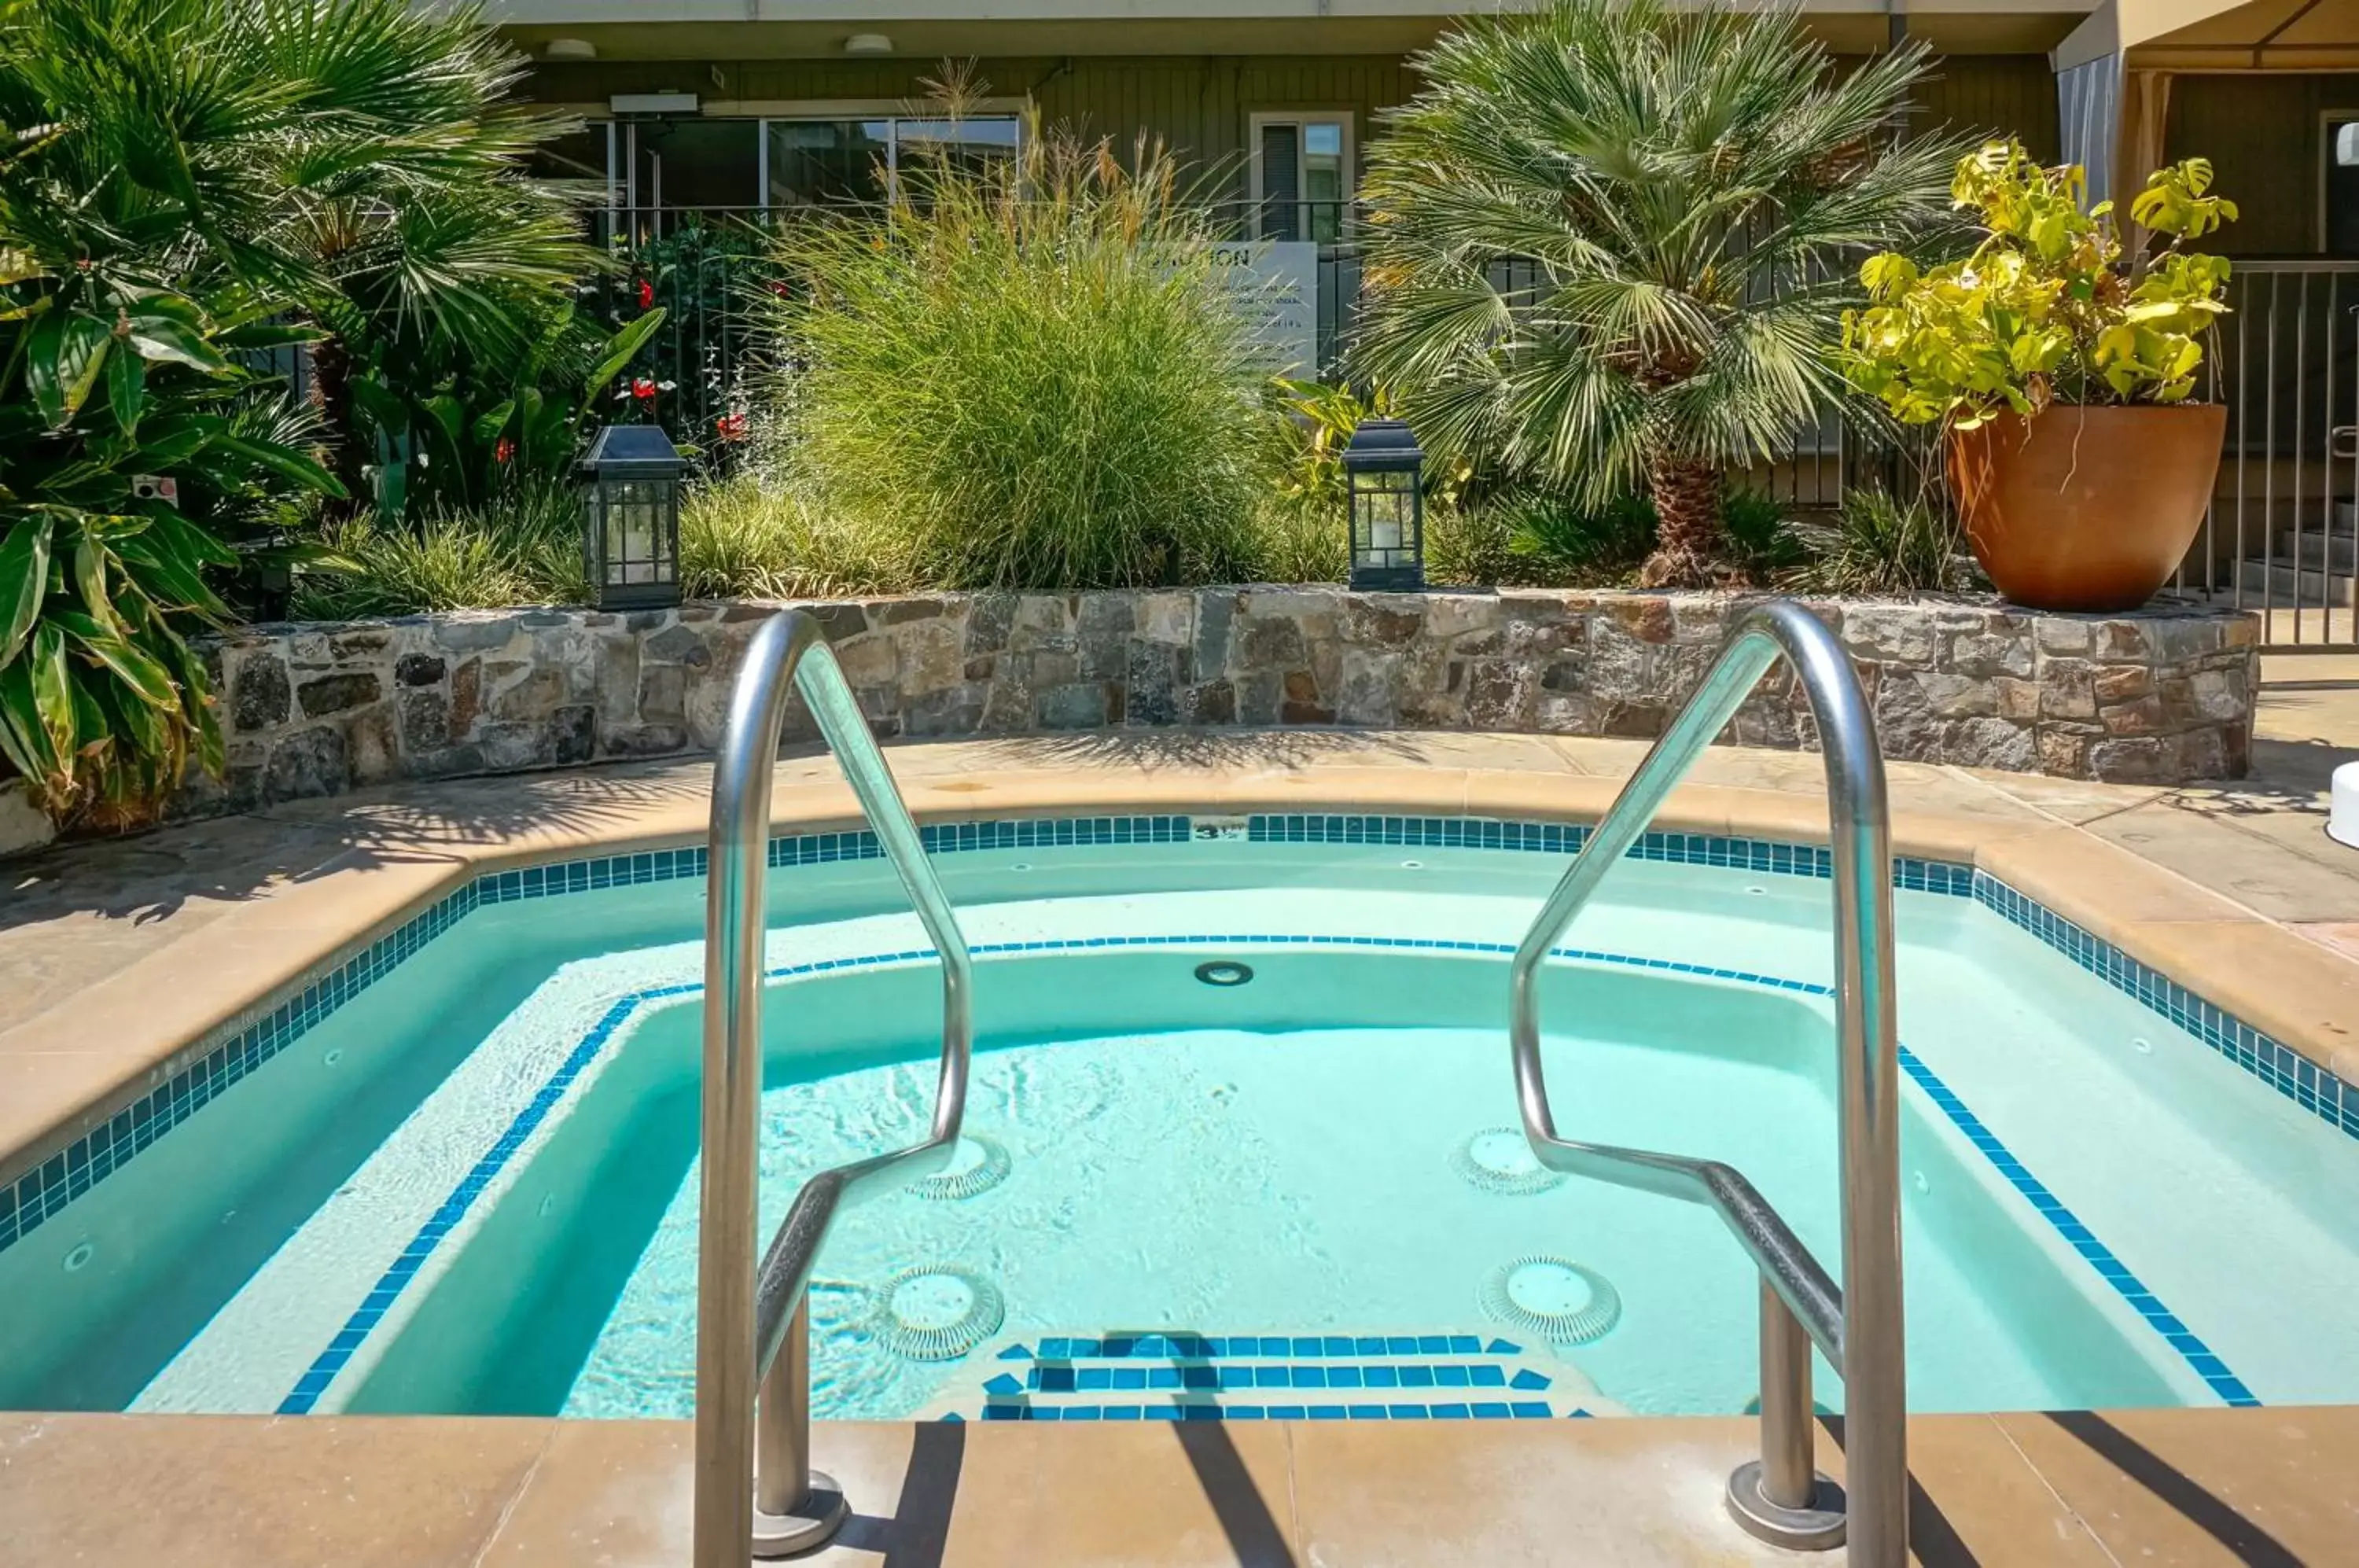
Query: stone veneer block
173,591,2259,816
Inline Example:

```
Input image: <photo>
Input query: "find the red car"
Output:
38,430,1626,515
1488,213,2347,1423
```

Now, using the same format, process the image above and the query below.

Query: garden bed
178,588,2258,815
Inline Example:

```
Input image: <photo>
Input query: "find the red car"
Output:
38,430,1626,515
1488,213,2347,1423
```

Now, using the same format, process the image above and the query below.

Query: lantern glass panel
1351,469,1420,572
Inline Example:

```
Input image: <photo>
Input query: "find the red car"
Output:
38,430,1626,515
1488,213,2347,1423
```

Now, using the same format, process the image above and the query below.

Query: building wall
525,50,2060,195
528,55,1417,201
2169,72,2359,255
1912,53,2062,162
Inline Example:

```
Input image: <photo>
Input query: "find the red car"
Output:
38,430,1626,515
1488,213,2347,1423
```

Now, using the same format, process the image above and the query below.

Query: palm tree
0,0,597,504
1351,0,1958,586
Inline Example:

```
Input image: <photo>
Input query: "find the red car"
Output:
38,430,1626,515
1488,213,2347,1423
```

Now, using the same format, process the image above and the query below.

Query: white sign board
1205,241,1319,379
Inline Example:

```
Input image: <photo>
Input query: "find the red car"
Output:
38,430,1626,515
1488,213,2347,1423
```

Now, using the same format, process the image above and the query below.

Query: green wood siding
531,55,1413,201
528,50,2057,200
1911,53,2059,162
2168,73,2359,256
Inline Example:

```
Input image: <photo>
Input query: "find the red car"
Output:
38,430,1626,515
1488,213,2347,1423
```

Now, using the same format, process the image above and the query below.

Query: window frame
2320,107,2359,254
1246,109,1357,243
545,101,1032,215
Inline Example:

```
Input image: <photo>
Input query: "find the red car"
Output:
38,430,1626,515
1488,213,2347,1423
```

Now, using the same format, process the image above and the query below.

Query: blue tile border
972,1335,1593,1422
1971,874,2357,1142
971,1399,1571,1423
0,801,2335,1408
0,815,1183,1258
278,930,2257,1415
1895,1044,2259,1408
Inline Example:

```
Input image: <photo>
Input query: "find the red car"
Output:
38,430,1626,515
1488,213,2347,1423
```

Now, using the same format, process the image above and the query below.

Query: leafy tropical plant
762,107,1272,589
347,303,667,516
1838,140,2236,428
0,0,606,506
1350,0,1958,585
0,257,341,825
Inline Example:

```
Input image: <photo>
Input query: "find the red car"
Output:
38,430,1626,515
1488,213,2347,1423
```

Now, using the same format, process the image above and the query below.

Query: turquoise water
5,839,2356,1419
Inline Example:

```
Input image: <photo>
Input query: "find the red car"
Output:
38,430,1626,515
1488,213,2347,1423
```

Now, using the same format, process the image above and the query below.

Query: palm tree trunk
1638,452,1724,587
307,333,370,522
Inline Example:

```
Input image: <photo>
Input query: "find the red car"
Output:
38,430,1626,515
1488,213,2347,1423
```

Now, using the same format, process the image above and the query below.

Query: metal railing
694,609,974,1565
2175,259,2359,650
1507,599,1905,1562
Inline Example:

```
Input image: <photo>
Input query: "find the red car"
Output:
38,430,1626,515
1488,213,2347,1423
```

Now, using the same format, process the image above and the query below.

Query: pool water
5,831,2354,1422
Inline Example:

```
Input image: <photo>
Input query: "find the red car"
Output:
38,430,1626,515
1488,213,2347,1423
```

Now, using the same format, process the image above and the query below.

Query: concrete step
2236,557,2359,608
2273,531,2359,572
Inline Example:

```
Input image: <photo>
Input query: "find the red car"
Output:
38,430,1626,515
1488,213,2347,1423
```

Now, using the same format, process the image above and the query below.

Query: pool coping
5,749,2357,1206
9,1404,2356,1566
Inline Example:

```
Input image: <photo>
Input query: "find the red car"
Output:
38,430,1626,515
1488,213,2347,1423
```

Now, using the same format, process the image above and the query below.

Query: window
1251,113,1352,243
765,120,893,207
624,118,762,212
576,112,1025,218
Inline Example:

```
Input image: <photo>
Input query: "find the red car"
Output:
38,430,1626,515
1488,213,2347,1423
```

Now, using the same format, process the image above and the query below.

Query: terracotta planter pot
1945,403,2226,613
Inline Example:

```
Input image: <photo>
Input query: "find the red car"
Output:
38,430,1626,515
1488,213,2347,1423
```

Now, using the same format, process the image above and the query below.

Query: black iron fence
2174,259,2359,650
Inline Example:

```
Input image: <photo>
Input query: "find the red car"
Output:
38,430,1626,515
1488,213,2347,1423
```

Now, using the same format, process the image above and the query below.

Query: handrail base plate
1726,1462,1846,1552
753,1471,849,1558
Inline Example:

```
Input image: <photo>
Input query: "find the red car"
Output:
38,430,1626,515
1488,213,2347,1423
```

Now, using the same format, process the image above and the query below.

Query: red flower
632,377,657,403
716,411,749,441
635,278,655,311
767,278,792,299
494,436,515,464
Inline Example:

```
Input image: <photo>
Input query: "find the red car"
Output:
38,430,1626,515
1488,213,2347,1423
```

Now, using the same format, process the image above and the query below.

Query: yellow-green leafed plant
1838,139,2237,429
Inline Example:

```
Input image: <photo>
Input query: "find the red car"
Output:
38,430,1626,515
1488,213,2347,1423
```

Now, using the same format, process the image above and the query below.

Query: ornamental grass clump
763,112,1270,589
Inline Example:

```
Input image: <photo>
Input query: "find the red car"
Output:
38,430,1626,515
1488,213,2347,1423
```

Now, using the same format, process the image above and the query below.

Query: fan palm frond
1352,0,1960,583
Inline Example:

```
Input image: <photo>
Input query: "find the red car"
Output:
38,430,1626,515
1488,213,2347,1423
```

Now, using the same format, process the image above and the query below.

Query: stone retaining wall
179,587,2258,815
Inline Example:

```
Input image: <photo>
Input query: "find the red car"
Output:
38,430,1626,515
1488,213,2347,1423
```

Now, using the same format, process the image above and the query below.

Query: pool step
934,1331,1611,1423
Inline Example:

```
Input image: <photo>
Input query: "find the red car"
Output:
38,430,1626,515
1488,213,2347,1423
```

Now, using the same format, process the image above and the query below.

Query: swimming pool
4,812,2353,1425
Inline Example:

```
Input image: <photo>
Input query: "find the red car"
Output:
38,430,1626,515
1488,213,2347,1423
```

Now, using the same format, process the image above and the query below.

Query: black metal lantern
1341,417,1424,591
581,424,685,610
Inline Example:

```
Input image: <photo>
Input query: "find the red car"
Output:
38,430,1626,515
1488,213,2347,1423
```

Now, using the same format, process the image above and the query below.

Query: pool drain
1194,960,1254,987
1449,1128,1566,1196
1478,1256,1621,1345
906,1135,1012,1202
869,1265,1005,1361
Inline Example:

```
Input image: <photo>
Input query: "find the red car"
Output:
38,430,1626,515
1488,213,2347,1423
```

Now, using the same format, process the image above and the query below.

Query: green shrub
1787,488,1971,595
679,474,918,601
1424,502,1521,588
1721,491,1809,577
1503,492,1659,581
293,480,584,619
1243,495,1352,585
764,114,1270,589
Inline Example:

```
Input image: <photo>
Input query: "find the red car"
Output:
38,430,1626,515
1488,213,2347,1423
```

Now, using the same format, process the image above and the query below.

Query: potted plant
1838,140,2237,612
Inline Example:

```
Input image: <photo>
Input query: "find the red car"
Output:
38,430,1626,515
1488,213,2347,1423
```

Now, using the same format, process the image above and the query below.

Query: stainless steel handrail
1507,599,1905,1562
694,609,974,1566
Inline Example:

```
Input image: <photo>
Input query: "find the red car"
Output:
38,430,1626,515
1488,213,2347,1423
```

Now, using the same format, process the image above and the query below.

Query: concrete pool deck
6,1404,2359,1566
5,705,2359,1566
